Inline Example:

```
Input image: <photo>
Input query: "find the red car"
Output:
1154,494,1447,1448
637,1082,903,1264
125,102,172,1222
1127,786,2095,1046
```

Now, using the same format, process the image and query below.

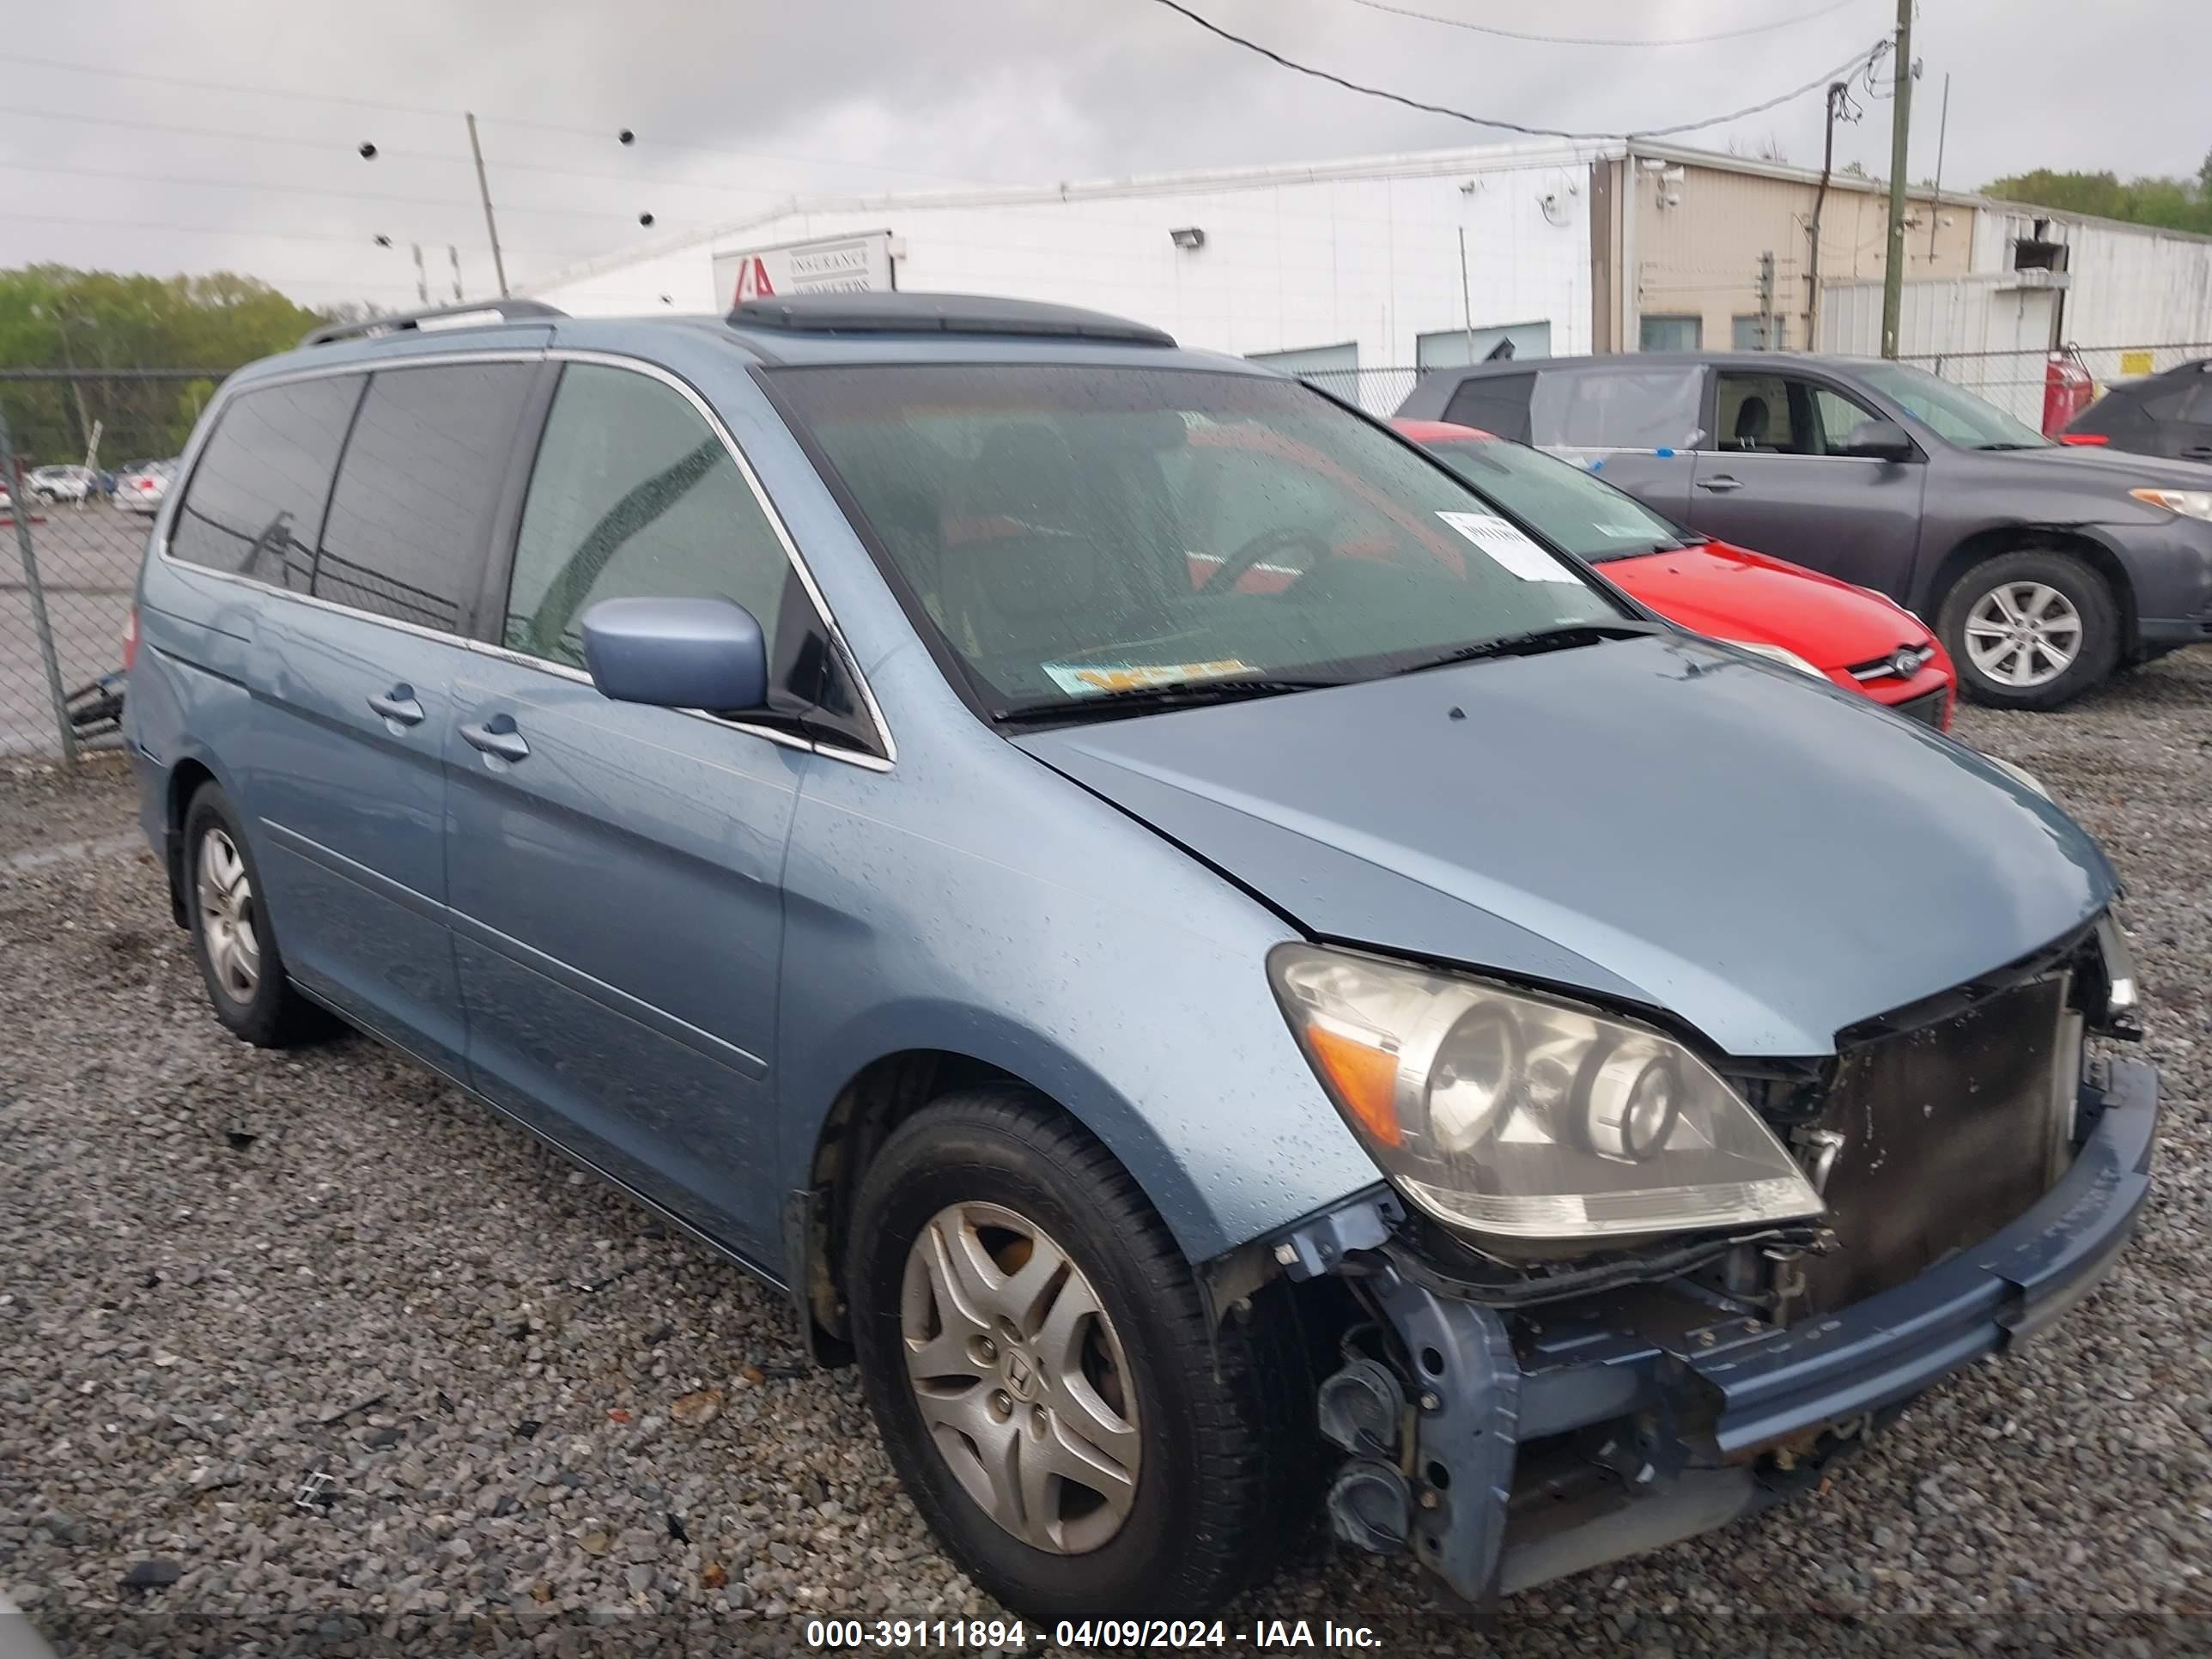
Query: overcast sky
4,0,2207,311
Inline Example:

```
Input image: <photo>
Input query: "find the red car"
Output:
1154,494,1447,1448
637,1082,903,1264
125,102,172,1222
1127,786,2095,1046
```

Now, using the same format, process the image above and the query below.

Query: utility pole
465,112,510,298
1879,0,1914,358
1755,250,1777,349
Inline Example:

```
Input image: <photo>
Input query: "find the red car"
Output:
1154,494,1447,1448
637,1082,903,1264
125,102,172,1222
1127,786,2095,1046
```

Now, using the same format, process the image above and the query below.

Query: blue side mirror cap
580,596,769,712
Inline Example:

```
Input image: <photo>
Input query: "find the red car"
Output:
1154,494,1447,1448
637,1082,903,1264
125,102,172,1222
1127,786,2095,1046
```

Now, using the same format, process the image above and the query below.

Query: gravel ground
2,661,2209,1659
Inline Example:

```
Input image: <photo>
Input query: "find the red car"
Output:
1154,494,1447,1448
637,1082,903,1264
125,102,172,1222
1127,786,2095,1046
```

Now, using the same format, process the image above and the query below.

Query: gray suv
1399,351,2212,708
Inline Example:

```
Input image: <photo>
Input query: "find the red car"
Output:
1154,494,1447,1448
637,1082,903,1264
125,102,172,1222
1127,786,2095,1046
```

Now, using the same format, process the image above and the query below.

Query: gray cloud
5,0,2207,311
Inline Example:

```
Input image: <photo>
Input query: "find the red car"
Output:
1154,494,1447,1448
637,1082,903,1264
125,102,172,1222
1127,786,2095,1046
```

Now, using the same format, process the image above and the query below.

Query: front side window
772,365,1628,713
167,375,364,581
504,364,793,672
1715,373,1797,452
1420,438,1687,562
317,363,536,633
1856,362,2050,450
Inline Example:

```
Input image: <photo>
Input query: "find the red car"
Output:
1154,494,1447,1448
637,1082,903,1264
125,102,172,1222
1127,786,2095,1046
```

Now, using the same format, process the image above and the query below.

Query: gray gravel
3,659,2209,1658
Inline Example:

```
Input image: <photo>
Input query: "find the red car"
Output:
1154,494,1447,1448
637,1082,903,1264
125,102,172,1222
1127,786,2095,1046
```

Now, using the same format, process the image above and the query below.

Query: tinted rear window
315,363,537,633
167,375,365,581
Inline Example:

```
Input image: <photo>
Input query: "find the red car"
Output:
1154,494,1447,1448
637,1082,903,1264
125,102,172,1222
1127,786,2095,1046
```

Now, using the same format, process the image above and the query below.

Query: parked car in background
125,296,2154,1625
26,464,96,503
2060,357,2212,465
1399,352,2212,708
1397,418,1954,727
114,459,173,514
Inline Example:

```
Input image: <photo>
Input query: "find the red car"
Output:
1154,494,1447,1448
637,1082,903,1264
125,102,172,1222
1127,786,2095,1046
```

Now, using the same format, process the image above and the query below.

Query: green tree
1983,156,2212,235
0,266,331,468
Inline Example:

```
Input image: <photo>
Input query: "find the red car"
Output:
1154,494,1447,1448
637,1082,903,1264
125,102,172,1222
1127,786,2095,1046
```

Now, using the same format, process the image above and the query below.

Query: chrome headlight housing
1269,945,1825,1244
1720,639,1828,679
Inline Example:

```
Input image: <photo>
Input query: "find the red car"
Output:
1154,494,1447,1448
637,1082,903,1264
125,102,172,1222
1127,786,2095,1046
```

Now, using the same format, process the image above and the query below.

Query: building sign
713,232,896,305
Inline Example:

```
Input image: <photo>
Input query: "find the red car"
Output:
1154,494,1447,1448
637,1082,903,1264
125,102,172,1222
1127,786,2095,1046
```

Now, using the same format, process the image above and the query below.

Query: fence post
0,409,81,763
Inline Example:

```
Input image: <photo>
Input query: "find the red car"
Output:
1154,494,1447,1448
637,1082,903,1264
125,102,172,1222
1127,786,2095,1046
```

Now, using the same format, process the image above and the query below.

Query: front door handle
459,715,531,763
367,684,425,726
2183,445,2212,460
1694,475,1745,493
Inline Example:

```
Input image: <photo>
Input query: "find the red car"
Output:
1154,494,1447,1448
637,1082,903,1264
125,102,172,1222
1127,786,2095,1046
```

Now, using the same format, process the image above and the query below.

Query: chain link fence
1896,341,2212,429
0,368,221,759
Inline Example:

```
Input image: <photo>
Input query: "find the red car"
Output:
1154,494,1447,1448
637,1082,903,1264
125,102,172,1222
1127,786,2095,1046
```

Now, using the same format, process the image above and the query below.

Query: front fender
774,686,1382,1272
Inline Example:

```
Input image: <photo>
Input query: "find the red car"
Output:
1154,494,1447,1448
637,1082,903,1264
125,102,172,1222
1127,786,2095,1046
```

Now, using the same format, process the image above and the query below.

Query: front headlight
2130,487,2212,523
1268,945,1825,1244
1720,639,1828,679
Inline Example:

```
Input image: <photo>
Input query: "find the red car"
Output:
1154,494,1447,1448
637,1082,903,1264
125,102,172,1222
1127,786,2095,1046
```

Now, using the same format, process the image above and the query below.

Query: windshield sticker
1042,659,1254,696
1436,511,1582,583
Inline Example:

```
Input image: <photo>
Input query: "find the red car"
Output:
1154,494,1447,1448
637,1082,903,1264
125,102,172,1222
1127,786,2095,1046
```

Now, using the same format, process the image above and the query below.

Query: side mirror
580,596,767,711
1838,418,1916,461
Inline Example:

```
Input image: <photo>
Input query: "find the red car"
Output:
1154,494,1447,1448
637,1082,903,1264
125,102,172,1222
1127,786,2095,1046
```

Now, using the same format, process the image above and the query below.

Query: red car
1397,419,1955,729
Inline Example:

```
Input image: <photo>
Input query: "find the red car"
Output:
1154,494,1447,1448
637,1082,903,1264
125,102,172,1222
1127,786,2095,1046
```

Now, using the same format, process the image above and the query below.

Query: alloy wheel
899,1200,1141,1554
196,827,262,1003
1963,581,2081,689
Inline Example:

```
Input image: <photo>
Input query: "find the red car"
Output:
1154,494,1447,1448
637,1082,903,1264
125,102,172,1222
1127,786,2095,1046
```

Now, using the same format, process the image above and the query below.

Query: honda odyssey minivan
125,294,2157,1622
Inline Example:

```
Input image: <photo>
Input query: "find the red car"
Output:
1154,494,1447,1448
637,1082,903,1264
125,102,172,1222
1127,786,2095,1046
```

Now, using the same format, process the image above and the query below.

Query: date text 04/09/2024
801,1618,1386,1649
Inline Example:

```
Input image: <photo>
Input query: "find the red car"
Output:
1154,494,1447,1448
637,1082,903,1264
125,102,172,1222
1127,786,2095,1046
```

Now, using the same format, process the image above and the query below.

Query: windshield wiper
1383,620,1663,678
992,675,1345,726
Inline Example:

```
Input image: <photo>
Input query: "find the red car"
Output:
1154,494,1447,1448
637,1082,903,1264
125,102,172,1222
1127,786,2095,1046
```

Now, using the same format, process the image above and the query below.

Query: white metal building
522,139,2212,410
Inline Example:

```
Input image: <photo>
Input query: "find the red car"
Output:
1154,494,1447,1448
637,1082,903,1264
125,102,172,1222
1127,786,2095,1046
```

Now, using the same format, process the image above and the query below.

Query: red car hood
1601,540,1929,671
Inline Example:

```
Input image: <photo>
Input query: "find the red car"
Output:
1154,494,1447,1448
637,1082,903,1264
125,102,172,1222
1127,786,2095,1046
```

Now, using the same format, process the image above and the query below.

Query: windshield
774,366,1626,712
1419,435,1687,561
1856,362,2051,450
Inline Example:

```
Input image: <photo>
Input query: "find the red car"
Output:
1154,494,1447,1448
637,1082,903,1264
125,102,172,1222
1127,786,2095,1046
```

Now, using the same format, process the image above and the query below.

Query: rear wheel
1939,550,2120,709
183,785,325,1047
847,1086,1316,1622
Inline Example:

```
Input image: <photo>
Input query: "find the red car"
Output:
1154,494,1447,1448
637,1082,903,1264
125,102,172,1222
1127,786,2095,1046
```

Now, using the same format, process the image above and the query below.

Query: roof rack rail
730,292,1175,347
300,299,566,348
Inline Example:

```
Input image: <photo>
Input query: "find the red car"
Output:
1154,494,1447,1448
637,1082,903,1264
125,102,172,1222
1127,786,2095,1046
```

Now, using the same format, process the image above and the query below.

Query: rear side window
1440,372,1536,443
316,362,537,634
1528,367,1705,449
501,363,793,671
167,375,364,582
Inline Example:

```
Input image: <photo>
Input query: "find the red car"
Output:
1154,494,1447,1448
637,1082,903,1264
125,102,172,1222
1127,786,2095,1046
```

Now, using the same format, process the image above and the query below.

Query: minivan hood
1015,635,2114,1057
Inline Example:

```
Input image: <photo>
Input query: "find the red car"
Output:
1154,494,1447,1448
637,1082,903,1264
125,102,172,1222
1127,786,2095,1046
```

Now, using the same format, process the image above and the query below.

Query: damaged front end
1252,916,2157,1605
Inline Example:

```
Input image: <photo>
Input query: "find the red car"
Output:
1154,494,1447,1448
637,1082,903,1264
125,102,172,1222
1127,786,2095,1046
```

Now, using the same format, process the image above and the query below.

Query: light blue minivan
125,293,2156,1621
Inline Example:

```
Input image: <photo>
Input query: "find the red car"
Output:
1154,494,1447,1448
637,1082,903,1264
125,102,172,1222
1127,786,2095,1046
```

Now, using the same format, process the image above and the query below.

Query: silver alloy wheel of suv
900,1200,1141,1554
1962,580,2084,689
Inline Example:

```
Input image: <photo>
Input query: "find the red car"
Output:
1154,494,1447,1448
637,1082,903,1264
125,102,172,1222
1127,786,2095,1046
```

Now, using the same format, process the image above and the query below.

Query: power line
2,212,595,256
1342,0,1863,47
1144,0,1886,142
1,51,1009,185
0,158,660,222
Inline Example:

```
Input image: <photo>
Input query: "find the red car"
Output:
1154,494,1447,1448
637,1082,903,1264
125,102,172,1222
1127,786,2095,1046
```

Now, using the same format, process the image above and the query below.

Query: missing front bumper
1304,1056,2159,1604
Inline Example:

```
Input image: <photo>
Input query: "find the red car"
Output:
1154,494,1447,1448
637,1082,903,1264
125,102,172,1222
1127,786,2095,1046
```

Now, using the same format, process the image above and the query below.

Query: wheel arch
784,1031,1279,1367
1919,525,2139,653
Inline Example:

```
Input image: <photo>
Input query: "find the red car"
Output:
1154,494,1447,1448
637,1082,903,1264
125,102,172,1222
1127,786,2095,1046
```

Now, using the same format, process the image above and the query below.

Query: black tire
181,784,325,1048
1938,549,2121,710
847,1085,1317,1623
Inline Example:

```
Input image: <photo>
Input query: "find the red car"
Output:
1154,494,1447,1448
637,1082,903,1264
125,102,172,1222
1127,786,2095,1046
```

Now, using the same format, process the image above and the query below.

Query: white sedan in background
114,460,174,514
26,465,97,503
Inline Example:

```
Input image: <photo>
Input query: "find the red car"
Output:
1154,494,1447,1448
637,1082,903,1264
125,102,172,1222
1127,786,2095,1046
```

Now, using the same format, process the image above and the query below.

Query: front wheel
1938,550,2121,709
847,1087,1316,1623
